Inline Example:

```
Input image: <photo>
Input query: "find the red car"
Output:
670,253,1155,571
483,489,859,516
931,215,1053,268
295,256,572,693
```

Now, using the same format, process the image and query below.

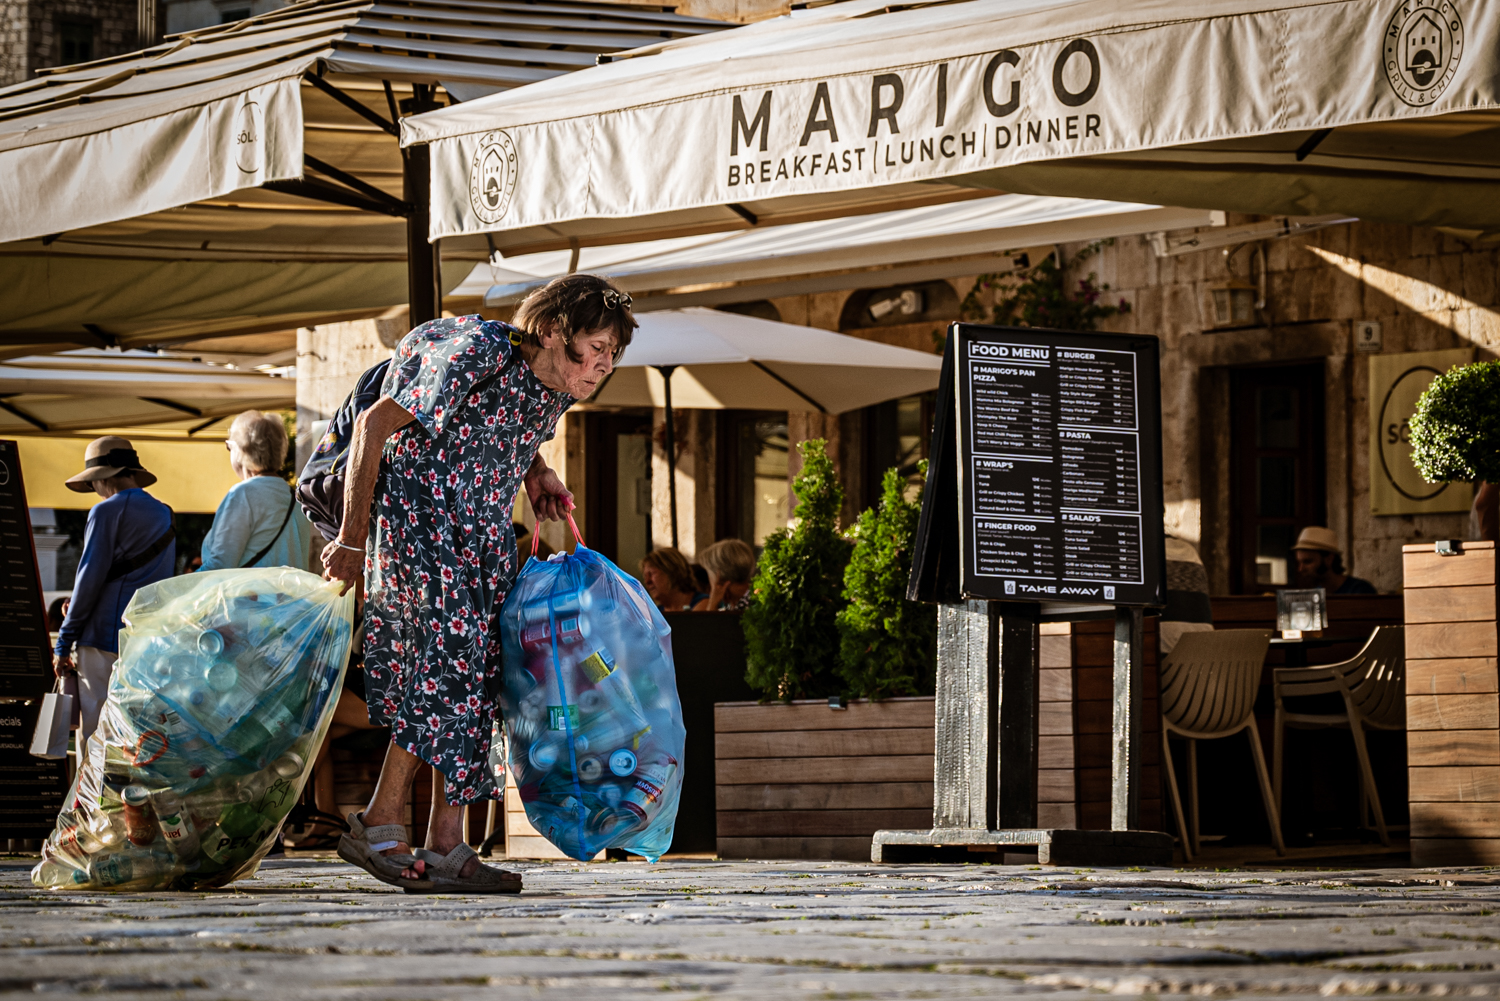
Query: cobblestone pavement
2,856,1498,999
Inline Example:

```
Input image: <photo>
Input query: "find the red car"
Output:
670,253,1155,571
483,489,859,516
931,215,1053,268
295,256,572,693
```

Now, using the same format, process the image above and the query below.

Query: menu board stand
875,327,1172,865
0,440,70,840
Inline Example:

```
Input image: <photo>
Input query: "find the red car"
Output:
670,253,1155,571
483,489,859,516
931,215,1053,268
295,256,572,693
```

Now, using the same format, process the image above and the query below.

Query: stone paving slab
2,856,1498,999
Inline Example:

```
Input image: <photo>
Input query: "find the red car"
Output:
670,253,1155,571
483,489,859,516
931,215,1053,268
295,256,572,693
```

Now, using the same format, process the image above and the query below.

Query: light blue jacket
198,476,312,573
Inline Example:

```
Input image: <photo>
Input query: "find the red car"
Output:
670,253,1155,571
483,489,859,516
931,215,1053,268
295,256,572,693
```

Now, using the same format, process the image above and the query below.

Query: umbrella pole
657,365,679,550
402,85,443,328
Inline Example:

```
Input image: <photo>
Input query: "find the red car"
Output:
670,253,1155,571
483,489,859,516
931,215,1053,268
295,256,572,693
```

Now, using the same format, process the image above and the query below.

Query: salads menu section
956,327,1165,609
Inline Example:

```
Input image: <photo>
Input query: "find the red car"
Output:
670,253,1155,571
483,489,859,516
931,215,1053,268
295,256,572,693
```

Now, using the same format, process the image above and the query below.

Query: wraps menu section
955,326,1165,608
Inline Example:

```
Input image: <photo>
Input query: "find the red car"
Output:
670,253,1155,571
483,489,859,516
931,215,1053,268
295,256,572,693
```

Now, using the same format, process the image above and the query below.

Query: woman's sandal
335,812,430,890
402,843,523,895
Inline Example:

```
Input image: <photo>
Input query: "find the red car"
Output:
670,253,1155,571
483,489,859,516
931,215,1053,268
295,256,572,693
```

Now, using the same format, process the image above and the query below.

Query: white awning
463,195,1224,308
404,0,1500,252
0,0,726,350
0,349,293,435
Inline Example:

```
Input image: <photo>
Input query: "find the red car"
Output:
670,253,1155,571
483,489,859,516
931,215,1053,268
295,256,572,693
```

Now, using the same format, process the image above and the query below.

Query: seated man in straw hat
54,436,176,757
1291,526,1377,595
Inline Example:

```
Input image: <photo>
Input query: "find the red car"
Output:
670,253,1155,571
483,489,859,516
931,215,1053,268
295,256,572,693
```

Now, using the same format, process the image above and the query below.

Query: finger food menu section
956,326,1165,609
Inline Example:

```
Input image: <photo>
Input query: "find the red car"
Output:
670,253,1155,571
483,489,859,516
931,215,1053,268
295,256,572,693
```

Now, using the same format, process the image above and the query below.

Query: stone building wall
1068,219,1495,594
0,0,141,86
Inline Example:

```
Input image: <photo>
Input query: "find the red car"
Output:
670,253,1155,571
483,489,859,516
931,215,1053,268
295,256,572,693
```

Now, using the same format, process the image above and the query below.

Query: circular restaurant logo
1383,1,1464,106
1378,364,1450,501
468,131,518,225
233,100,263,174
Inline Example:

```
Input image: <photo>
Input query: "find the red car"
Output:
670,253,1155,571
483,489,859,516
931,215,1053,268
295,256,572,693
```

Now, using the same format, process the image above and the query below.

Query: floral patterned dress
363,315,572,804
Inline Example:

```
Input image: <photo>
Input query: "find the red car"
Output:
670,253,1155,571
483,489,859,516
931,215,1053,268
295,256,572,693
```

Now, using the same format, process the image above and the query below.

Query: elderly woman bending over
321,274,635,893
199,410,311,571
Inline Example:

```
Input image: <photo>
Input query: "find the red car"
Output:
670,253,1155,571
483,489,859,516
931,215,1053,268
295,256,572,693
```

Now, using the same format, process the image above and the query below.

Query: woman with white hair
198,410,311,571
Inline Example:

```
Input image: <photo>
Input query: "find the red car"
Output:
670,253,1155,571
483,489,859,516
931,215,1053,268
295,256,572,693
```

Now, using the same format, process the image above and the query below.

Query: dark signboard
910,326,1165,616
0,700,69,839
0,440,52,697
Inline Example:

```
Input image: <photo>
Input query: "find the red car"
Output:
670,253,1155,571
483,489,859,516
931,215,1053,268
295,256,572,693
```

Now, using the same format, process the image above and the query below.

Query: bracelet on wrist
333,540,365,554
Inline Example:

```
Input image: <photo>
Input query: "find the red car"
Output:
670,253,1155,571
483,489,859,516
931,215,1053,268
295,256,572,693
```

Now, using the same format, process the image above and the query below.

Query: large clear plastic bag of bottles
499,525,685,862
33,568,355,891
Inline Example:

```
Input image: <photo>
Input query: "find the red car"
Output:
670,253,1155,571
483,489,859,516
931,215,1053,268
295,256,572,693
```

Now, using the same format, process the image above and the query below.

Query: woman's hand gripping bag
499,520,685,861
33,568,355,891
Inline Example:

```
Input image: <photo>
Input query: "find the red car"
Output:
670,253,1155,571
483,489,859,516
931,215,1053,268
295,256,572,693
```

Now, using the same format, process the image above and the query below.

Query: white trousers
75,645,118,753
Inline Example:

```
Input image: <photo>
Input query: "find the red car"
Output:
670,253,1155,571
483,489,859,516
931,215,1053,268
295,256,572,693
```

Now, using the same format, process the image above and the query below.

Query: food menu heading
955,327,1165,608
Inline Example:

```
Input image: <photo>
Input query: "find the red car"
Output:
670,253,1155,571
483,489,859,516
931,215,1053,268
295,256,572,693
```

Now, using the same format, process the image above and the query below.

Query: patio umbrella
584,307,942,547
0,0,726,354
403,0,1500,254
0,348,294,435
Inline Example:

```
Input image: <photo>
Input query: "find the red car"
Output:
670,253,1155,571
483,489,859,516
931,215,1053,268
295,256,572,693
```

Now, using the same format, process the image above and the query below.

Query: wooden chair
1160,629,1283,860
1272,626,1405,846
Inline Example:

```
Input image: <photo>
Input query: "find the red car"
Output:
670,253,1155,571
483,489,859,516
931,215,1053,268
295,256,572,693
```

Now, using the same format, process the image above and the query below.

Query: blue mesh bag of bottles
498,516,685,862
33,568,355,891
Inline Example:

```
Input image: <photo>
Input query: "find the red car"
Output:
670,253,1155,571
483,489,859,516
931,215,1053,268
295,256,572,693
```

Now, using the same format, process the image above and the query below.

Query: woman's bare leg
361,743,426,878
426,775,481,879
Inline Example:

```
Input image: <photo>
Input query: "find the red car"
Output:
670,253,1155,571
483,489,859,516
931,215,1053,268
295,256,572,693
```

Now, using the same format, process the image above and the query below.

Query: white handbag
29,678,73,760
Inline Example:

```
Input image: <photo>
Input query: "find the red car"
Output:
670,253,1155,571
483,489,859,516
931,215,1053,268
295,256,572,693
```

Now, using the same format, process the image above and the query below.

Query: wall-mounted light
1210,284,1259,327
868,288,925,322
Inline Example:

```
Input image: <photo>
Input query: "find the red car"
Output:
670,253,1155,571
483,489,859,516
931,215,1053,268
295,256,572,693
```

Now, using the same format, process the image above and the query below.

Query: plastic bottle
151,790,200,860
573,716,650,757
33,857,89,888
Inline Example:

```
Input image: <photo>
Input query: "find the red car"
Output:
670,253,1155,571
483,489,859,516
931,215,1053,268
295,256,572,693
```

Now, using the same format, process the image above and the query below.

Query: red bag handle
530,511,586,556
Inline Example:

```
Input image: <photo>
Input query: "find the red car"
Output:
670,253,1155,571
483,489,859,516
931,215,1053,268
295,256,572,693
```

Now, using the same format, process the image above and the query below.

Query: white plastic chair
1160,629,1284,860
1273,626,1405,846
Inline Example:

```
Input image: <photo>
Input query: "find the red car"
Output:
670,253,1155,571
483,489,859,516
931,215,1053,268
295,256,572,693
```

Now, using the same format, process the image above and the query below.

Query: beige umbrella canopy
0,0,726,354
586,307,942,546
403,0,1500,253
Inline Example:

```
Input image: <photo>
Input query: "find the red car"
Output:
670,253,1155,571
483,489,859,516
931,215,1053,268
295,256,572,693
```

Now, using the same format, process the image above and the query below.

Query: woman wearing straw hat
53,436,176,758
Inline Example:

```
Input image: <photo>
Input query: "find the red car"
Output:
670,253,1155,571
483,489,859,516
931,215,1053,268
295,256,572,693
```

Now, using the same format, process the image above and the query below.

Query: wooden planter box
714,697,935,861
1403,540,1500,866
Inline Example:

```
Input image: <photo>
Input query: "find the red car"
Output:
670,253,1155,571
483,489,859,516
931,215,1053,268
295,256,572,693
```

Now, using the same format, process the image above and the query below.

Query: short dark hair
513,273,637,364
641,547,696,594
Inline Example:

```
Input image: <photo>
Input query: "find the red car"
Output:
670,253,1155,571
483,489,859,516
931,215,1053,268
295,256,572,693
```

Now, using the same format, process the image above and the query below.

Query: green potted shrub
836,463,936,700
1410,360,1500,540
719,447,936,863
742,439,850,700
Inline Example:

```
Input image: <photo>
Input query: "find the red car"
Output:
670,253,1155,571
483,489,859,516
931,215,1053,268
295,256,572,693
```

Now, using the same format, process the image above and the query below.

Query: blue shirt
197,476,311,573
56,488,175,657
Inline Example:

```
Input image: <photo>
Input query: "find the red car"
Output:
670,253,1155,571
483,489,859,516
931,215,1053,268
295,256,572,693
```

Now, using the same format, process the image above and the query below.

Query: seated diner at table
1291,526,1377,595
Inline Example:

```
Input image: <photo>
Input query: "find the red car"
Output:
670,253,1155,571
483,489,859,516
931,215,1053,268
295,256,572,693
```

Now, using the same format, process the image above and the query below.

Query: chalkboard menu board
0,440,52,697
909,326,1165,615
0,700,69,839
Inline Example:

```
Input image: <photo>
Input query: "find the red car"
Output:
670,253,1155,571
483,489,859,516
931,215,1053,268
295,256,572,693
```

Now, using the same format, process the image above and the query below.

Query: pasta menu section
957,328,1163,608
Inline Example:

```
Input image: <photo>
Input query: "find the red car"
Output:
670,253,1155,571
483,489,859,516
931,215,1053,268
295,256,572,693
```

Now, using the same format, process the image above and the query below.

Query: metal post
932,601,997,830
1111,605,1144,831
403,139,440,328
137,0,158,46
658,366,679,550
996,613,1038,830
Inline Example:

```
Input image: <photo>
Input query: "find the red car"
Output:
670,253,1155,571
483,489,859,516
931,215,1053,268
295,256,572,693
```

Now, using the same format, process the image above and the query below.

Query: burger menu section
955,326,1165,609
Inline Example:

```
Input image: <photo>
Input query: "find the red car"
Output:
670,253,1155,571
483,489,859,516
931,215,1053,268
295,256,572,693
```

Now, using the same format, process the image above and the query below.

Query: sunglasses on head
601,289,632,310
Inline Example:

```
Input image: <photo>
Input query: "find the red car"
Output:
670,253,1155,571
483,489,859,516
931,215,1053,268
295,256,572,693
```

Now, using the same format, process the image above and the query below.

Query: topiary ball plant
742,439,851,701
836,462,936,701
1409,360,1500,484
